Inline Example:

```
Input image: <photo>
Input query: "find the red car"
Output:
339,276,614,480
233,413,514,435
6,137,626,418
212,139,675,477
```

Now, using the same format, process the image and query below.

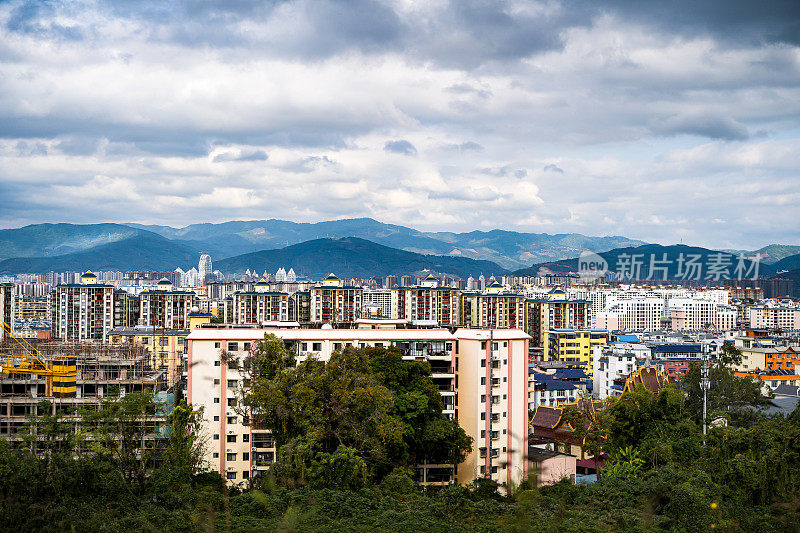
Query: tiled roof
531,406,562,429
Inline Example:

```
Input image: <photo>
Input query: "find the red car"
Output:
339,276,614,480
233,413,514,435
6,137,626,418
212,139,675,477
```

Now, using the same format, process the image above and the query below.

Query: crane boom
1,319,81,396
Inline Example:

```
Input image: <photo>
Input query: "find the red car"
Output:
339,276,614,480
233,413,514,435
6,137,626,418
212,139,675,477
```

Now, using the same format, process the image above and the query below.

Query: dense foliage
242,335,472,488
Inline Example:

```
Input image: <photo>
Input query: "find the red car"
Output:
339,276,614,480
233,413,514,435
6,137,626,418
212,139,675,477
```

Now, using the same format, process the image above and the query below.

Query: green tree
82,390,163,492
244,335,470,487
163,399,206,471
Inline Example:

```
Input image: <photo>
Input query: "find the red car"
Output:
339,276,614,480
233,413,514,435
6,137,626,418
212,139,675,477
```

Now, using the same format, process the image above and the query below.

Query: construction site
0,320,176,444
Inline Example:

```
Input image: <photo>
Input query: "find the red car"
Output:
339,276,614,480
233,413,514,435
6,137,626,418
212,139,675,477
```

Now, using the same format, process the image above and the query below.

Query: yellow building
544,329,607,375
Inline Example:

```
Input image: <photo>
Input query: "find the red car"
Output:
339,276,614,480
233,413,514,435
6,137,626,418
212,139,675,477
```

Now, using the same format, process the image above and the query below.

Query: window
227,379,238,388
228,361,237,370
481,359,486,368
480,412,486,420
312,342,322,351
214,379,220,385
213,416,219,421
213,452,219,458
243,342,251,351
242,434,249,443
226,435,237,443
481,341,487,350
214,361,221,367
227,342,238,352
242,452,249,461
301,342,308,351
481,377,486,385
213,434,219,440
214,342,221,349
227,398,236,407
333,343,342,351
228,416,237,425
226,472,236,480
242,471,250,480
214,398,220,404
227,453,236,461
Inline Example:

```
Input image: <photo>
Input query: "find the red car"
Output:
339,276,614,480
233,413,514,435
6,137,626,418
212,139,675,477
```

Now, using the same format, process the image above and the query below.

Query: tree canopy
243,335,471,488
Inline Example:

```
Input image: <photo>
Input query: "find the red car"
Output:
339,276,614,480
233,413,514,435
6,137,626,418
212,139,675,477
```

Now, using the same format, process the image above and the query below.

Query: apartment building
231,282,290,324
309,274,362,324
138,279,198,330
596,297,666,331
52,272,117,342
593,345,652,399
453,329,529,488
544,329,608,374
460,283,525,329
0,284,12,340
108,326,188,385
363,288,392,318
525,288,590,348
12,294,49,323
528,371,581,412
391,275,459,326
186,324,529,489
749,304,800,330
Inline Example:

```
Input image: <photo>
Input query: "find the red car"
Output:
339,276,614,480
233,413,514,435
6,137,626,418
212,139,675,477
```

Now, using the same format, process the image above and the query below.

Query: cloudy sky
1,0,799,249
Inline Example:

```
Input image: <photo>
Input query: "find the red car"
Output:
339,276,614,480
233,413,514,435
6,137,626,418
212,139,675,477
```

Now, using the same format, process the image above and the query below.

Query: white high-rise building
276,268,287,282
185,267,200,287
286,268,296,282
199,254,213,285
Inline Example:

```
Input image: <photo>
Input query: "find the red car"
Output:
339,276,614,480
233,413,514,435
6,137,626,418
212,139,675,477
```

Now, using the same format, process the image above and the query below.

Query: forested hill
215,237,506,279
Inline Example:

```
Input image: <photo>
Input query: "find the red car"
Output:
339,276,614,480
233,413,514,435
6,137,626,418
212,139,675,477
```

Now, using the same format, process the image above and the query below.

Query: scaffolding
0,340,171,441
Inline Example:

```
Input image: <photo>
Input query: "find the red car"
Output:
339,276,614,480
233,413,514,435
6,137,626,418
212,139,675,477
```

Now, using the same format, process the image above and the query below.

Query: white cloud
0,1,798,249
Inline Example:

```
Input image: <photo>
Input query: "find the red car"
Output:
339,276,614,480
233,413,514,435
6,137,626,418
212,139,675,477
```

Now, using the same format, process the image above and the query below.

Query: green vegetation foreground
2,340,800,531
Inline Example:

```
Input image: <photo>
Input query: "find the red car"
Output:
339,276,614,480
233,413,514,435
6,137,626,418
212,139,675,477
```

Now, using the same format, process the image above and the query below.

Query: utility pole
701,356,710,446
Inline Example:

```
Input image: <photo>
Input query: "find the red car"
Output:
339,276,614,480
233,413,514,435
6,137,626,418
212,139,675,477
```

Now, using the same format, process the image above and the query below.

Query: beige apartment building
309,274,363,324
52,272,117,342
391,275,460,326
231,281,290,324
749,305,800,330
186,323,530,489
138,279,198,330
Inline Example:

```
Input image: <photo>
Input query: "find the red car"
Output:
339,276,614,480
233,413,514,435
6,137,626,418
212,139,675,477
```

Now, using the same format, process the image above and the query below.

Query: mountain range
128,218,647,270
0,219,798,280
215,237,506,279
512,244,779,279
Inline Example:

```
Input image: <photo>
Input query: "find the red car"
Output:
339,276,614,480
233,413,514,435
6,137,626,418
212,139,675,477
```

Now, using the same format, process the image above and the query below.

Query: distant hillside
751,244,800,265
513,244,777,280
0,223,148,261
130,217,645,269
0,234,198,274
771,253,800,273
215,237,506,279
425,229,645,268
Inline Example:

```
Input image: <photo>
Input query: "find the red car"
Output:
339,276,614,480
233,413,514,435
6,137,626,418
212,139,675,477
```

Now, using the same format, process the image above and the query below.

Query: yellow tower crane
0,320,81,397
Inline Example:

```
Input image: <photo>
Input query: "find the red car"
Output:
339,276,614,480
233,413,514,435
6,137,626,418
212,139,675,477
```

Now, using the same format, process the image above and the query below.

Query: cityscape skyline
1,1,799,249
